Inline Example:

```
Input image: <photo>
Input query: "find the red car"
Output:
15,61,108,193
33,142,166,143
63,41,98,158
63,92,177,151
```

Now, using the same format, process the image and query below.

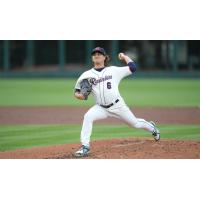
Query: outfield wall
0,40,200,78
1,70,200,78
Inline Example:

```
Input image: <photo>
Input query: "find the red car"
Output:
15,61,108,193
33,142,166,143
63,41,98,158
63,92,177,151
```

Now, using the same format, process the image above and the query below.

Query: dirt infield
0,106,200,159
0,138,200,159
0,106,200,125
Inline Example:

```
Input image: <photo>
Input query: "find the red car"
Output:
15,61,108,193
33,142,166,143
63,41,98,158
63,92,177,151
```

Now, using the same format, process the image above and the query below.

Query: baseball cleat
150,121,160,141
74,145,90,157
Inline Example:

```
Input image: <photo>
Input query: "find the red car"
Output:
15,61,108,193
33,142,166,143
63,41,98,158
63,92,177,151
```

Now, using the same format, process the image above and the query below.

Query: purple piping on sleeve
128,61,137,73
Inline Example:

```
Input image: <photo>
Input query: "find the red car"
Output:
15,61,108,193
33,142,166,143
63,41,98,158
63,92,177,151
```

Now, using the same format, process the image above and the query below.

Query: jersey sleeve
113,66,132,81
74,76,82,90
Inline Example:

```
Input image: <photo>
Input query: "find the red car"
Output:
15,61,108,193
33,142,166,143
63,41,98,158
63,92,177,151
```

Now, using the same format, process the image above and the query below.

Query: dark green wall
0,40,200,78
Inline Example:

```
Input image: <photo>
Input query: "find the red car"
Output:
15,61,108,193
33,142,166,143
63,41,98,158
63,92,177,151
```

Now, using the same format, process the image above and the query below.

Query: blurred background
0,40,200,78
0,40,200,153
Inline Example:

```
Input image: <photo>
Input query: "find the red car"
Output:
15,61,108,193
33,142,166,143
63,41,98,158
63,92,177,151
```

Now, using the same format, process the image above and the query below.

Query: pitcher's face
92,52,106,65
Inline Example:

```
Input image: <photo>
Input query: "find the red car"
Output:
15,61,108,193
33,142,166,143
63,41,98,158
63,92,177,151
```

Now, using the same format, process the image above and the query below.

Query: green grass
120,79,200,107
1,79,199,152
0,79,200,107
0,124,200,151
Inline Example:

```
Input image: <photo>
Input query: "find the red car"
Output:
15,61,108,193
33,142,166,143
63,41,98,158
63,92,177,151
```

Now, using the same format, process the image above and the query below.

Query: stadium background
0,40,200,158
0,40,200,77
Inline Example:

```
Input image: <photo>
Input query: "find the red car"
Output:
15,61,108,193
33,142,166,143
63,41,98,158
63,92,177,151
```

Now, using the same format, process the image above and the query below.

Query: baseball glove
80,79,92,100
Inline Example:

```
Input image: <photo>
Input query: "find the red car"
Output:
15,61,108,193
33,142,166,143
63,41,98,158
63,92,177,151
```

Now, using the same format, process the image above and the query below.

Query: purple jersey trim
128,61,137,73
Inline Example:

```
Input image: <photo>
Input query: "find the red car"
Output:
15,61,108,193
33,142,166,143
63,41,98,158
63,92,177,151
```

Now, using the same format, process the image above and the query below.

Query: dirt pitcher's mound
0,138,200,159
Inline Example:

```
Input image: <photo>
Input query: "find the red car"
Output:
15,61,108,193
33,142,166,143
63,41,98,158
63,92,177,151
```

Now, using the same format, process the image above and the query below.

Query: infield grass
1,79,199,152
0,79,200,107
0,124,200,151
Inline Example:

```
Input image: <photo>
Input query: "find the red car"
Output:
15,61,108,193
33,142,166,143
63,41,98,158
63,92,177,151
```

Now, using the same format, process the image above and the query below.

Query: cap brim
91,50,105,56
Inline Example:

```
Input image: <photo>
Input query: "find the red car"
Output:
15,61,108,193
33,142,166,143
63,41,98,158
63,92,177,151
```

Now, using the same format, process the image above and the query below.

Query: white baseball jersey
74,66,132,106
74,65,157,147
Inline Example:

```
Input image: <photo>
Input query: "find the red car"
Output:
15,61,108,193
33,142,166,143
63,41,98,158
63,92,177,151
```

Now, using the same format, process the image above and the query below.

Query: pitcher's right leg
111,106,160,141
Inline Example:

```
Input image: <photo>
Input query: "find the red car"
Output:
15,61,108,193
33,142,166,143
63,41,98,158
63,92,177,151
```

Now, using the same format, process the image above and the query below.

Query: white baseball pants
80,104,155,147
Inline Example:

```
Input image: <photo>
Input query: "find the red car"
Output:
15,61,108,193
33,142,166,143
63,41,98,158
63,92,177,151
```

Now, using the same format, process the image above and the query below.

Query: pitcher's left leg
75,105,109,157
81,105,108,147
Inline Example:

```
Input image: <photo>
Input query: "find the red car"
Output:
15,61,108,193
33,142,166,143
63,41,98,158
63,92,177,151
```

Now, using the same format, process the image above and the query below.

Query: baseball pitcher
74,47,160,157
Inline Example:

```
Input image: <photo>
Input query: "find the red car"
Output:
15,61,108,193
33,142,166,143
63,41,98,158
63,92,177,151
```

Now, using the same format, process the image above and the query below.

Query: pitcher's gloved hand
80,79,92,100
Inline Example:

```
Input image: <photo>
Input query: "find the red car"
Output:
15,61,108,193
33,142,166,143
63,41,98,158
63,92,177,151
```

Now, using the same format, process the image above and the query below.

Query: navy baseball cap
91,47,106,56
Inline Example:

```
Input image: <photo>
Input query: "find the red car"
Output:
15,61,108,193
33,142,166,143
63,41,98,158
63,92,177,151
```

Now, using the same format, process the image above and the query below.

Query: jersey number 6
107,82,111,89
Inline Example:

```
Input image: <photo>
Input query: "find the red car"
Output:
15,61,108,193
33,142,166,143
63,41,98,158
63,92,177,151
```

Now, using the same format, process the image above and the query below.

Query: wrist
124,56,133,64
75,92,85,100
